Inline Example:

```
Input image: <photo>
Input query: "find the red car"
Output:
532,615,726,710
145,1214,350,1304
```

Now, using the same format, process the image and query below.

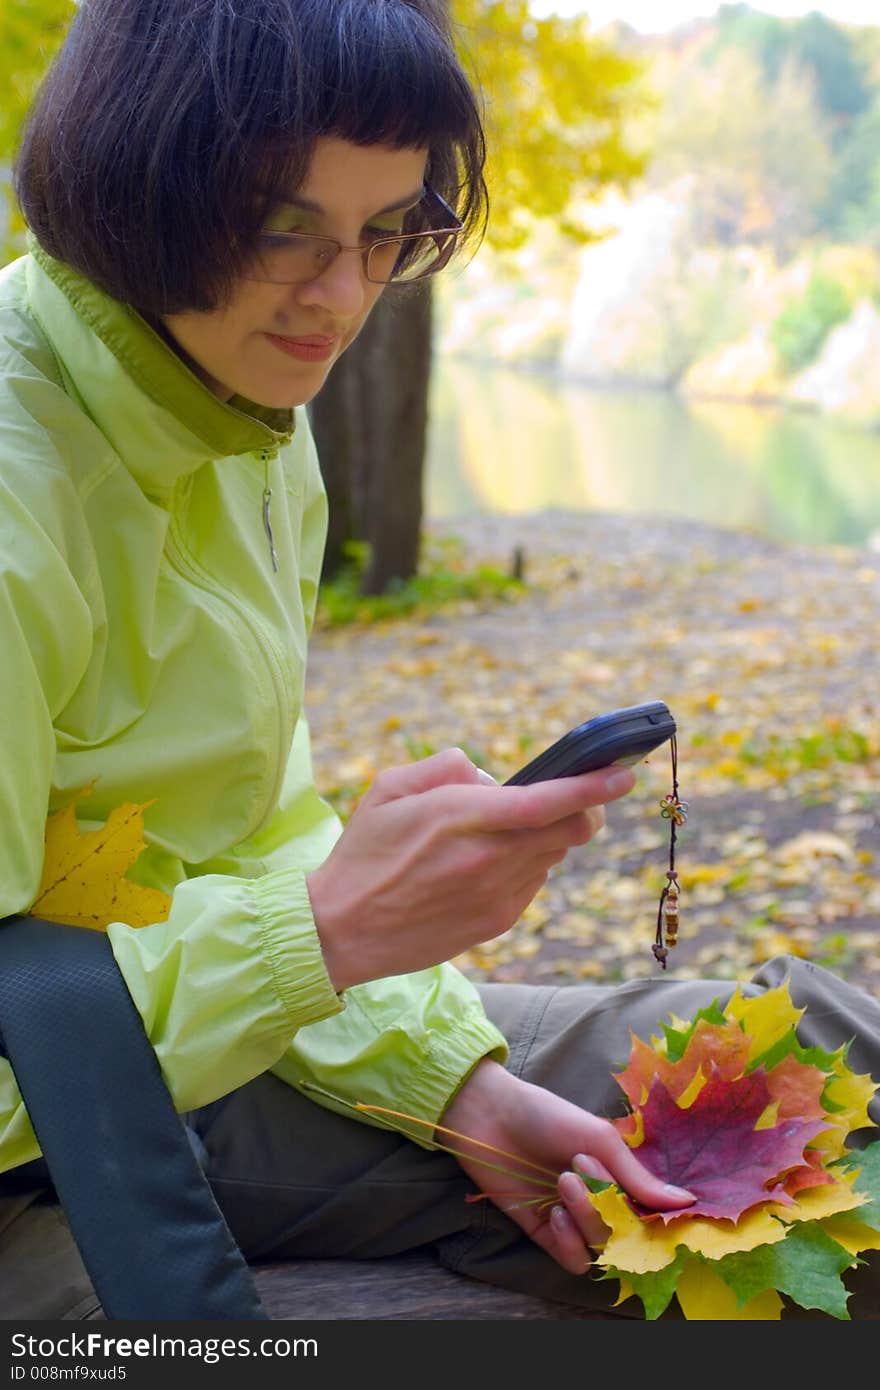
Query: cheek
341,288,387,346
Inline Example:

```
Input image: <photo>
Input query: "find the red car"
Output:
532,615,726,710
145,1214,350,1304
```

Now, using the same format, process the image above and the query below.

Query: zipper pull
262,487,279,572
261,451,279,573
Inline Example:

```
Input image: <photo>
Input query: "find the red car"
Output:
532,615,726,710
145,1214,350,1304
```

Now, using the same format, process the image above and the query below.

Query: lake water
425,357,880,549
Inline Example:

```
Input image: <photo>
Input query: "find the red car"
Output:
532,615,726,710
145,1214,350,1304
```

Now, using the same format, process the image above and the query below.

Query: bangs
300,0,478,152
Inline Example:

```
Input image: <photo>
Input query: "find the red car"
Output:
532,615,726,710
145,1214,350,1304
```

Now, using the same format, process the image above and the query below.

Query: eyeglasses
247,185,462,286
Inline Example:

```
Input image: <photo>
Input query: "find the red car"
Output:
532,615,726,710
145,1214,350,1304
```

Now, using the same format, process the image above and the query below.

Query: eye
362,223,404,243
260,232,296,248
266,219,309,236
262,204,316,234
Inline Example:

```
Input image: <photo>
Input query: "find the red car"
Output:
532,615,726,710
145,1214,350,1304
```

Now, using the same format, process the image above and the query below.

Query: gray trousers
2,957,879,1321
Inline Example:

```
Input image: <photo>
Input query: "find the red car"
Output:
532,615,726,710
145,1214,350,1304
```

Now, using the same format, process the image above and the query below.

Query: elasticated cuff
251,867,344,1030
389,1011,510,1147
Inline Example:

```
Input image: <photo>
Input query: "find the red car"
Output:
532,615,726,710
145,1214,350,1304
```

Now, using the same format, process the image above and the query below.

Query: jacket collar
25,240,294,492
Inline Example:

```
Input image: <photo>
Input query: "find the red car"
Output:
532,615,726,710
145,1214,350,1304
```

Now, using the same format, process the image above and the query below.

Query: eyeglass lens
251,229,455,285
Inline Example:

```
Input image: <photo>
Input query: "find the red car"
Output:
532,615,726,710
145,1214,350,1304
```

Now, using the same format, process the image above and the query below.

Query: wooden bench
250,1251,618,1320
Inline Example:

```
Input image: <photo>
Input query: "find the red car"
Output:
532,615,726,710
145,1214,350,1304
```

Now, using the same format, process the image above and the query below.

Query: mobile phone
504,700,676,786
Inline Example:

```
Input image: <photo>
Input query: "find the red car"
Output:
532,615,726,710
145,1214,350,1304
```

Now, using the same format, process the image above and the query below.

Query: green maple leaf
602,1251,690,1321
747,1032,845,1079
662,999,728,1061
711,1223,856,1319
840,1139,880,1228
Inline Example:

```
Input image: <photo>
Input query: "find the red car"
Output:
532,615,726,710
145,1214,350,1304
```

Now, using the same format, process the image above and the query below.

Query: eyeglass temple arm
422,183,463,231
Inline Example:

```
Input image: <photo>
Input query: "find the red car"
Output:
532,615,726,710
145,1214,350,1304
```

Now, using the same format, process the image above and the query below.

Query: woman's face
161,137,429,408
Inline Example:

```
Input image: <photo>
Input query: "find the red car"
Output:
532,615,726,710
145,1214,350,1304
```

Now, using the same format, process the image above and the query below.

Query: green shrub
770,271,852,374
315,537,526,627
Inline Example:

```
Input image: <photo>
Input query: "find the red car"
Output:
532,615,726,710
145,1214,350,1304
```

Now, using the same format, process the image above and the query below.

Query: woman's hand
306,748,635,993
439,1059,695,1276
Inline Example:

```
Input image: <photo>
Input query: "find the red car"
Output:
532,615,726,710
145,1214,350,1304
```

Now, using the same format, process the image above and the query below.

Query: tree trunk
307,284,433,594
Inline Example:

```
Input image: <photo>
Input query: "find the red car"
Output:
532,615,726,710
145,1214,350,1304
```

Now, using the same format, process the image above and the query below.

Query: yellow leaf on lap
29,786,172,930
675,1261,783,1320
820,1216,880,1256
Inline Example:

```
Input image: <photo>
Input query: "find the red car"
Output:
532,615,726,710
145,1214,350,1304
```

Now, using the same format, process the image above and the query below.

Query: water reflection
425,358,880,547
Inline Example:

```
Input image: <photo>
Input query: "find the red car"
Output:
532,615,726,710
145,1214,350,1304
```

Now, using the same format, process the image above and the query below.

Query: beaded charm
653,734,687,969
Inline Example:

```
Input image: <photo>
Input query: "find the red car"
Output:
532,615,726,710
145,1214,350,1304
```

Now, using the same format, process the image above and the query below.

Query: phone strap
0,914,268,1320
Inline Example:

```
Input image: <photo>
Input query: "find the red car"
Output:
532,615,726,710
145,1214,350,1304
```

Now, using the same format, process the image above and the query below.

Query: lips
265,332,338,362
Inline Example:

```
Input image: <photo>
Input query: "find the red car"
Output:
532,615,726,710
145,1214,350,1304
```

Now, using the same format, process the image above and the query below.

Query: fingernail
604,768,636,796
475,767,497,785
558,1171,584,1202
550,1204,569,1230
665,1183,696,1202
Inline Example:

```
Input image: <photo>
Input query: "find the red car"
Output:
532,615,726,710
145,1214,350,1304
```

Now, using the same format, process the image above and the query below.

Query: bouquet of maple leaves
349,980,880,1321
581,981,880,1319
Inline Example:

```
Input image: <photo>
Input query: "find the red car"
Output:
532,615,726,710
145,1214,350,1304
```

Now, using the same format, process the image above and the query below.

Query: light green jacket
0,244,508,1174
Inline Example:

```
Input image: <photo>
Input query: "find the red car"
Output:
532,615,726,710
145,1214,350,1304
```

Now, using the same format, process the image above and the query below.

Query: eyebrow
281,187,425,216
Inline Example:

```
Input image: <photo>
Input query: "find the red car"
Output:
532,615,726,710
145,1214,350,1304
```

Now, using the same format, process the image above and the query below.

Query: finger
559,1170,611,1251
510,1198,594,1277
454,766,636,833
546,1203,594,1275
489,808,606,872
574,1126,695,1211
363,748,487,806
572,1154,614,1184
510,806,606,855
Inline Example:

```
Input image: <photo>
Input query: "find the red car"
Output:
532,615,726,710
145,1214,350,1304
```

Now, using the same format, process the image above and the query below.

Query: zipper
164,509,293,833
261,449,279,573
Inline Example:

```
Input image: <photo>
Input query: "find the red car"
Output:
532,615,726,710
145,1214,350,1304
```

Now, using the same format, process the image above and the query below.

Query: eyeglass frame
246,184,463,286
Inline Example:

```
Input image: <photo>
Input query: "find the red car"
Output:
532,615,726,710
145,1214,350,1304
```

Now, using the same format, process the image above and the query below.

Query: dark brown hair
15,0,487,314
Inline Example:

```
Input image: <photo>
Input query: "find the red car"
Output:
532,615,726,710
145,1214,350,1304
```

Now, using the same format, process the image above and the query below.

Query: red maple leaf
631,1065,833,1223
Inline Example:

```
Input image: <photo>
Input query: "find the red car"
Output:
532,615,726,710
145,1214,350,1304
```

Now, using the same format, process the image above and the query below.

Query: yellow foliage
751,930,811,963
724,981,805,1059
678,862,731,889
676,1066,706,1110
29,784,172,931
767,1168,864,1226
814,1069,876,1158
820,1215,880,1257
590,1184,790,1275
452,1,648,250
0,0,76,260
674,1261,784,1320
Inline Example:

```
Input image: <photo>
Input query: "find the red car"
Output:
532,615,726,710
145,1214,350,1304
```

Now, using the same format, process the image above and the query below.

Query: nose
293,246,370,317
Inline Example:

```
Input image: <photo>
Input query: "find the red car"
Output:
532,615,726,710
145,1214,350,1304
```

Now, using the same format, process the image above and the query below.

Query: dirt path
304,509,880,1002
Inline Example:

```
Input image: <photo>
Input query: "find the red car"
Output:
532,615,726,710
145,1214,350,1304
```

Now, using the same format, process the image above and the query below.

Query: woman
0,0,877,1321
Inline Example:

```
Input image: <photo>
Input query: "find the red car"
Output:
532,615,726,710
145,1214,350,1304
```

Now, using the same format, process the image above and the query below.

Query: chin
247,366,334,412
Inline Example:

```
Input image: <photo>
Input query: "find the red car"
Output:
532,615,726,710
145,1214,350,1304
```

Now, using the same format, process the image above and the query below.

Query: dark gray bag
0,914,268,1320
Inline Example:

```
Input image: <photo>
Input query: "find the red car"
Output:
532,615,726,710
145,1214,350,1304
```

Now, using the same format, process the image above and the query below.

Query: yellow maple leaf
816,1066,876,1158
674,1260,784,1320
820,1215,880,1257
766,1166,865,1225
725,981,806,1060
29,784,172,931
590,1184,791,1274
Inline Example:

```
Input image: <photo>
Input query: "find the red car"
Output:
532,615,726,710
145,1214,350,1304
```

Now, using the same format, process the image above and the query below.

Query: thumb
361,747,492,807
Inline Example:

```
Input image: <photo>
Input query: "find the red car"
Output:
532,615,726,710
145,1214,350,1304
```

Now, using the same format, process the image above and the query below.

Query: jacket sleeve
175,713,511,1144
0,355,108,1169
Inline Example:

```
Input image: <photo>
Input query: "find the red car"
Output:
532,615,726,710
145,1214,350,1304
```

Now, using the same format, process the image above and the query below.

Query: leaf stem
299,1081,558,1190
356,1102,561,1183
